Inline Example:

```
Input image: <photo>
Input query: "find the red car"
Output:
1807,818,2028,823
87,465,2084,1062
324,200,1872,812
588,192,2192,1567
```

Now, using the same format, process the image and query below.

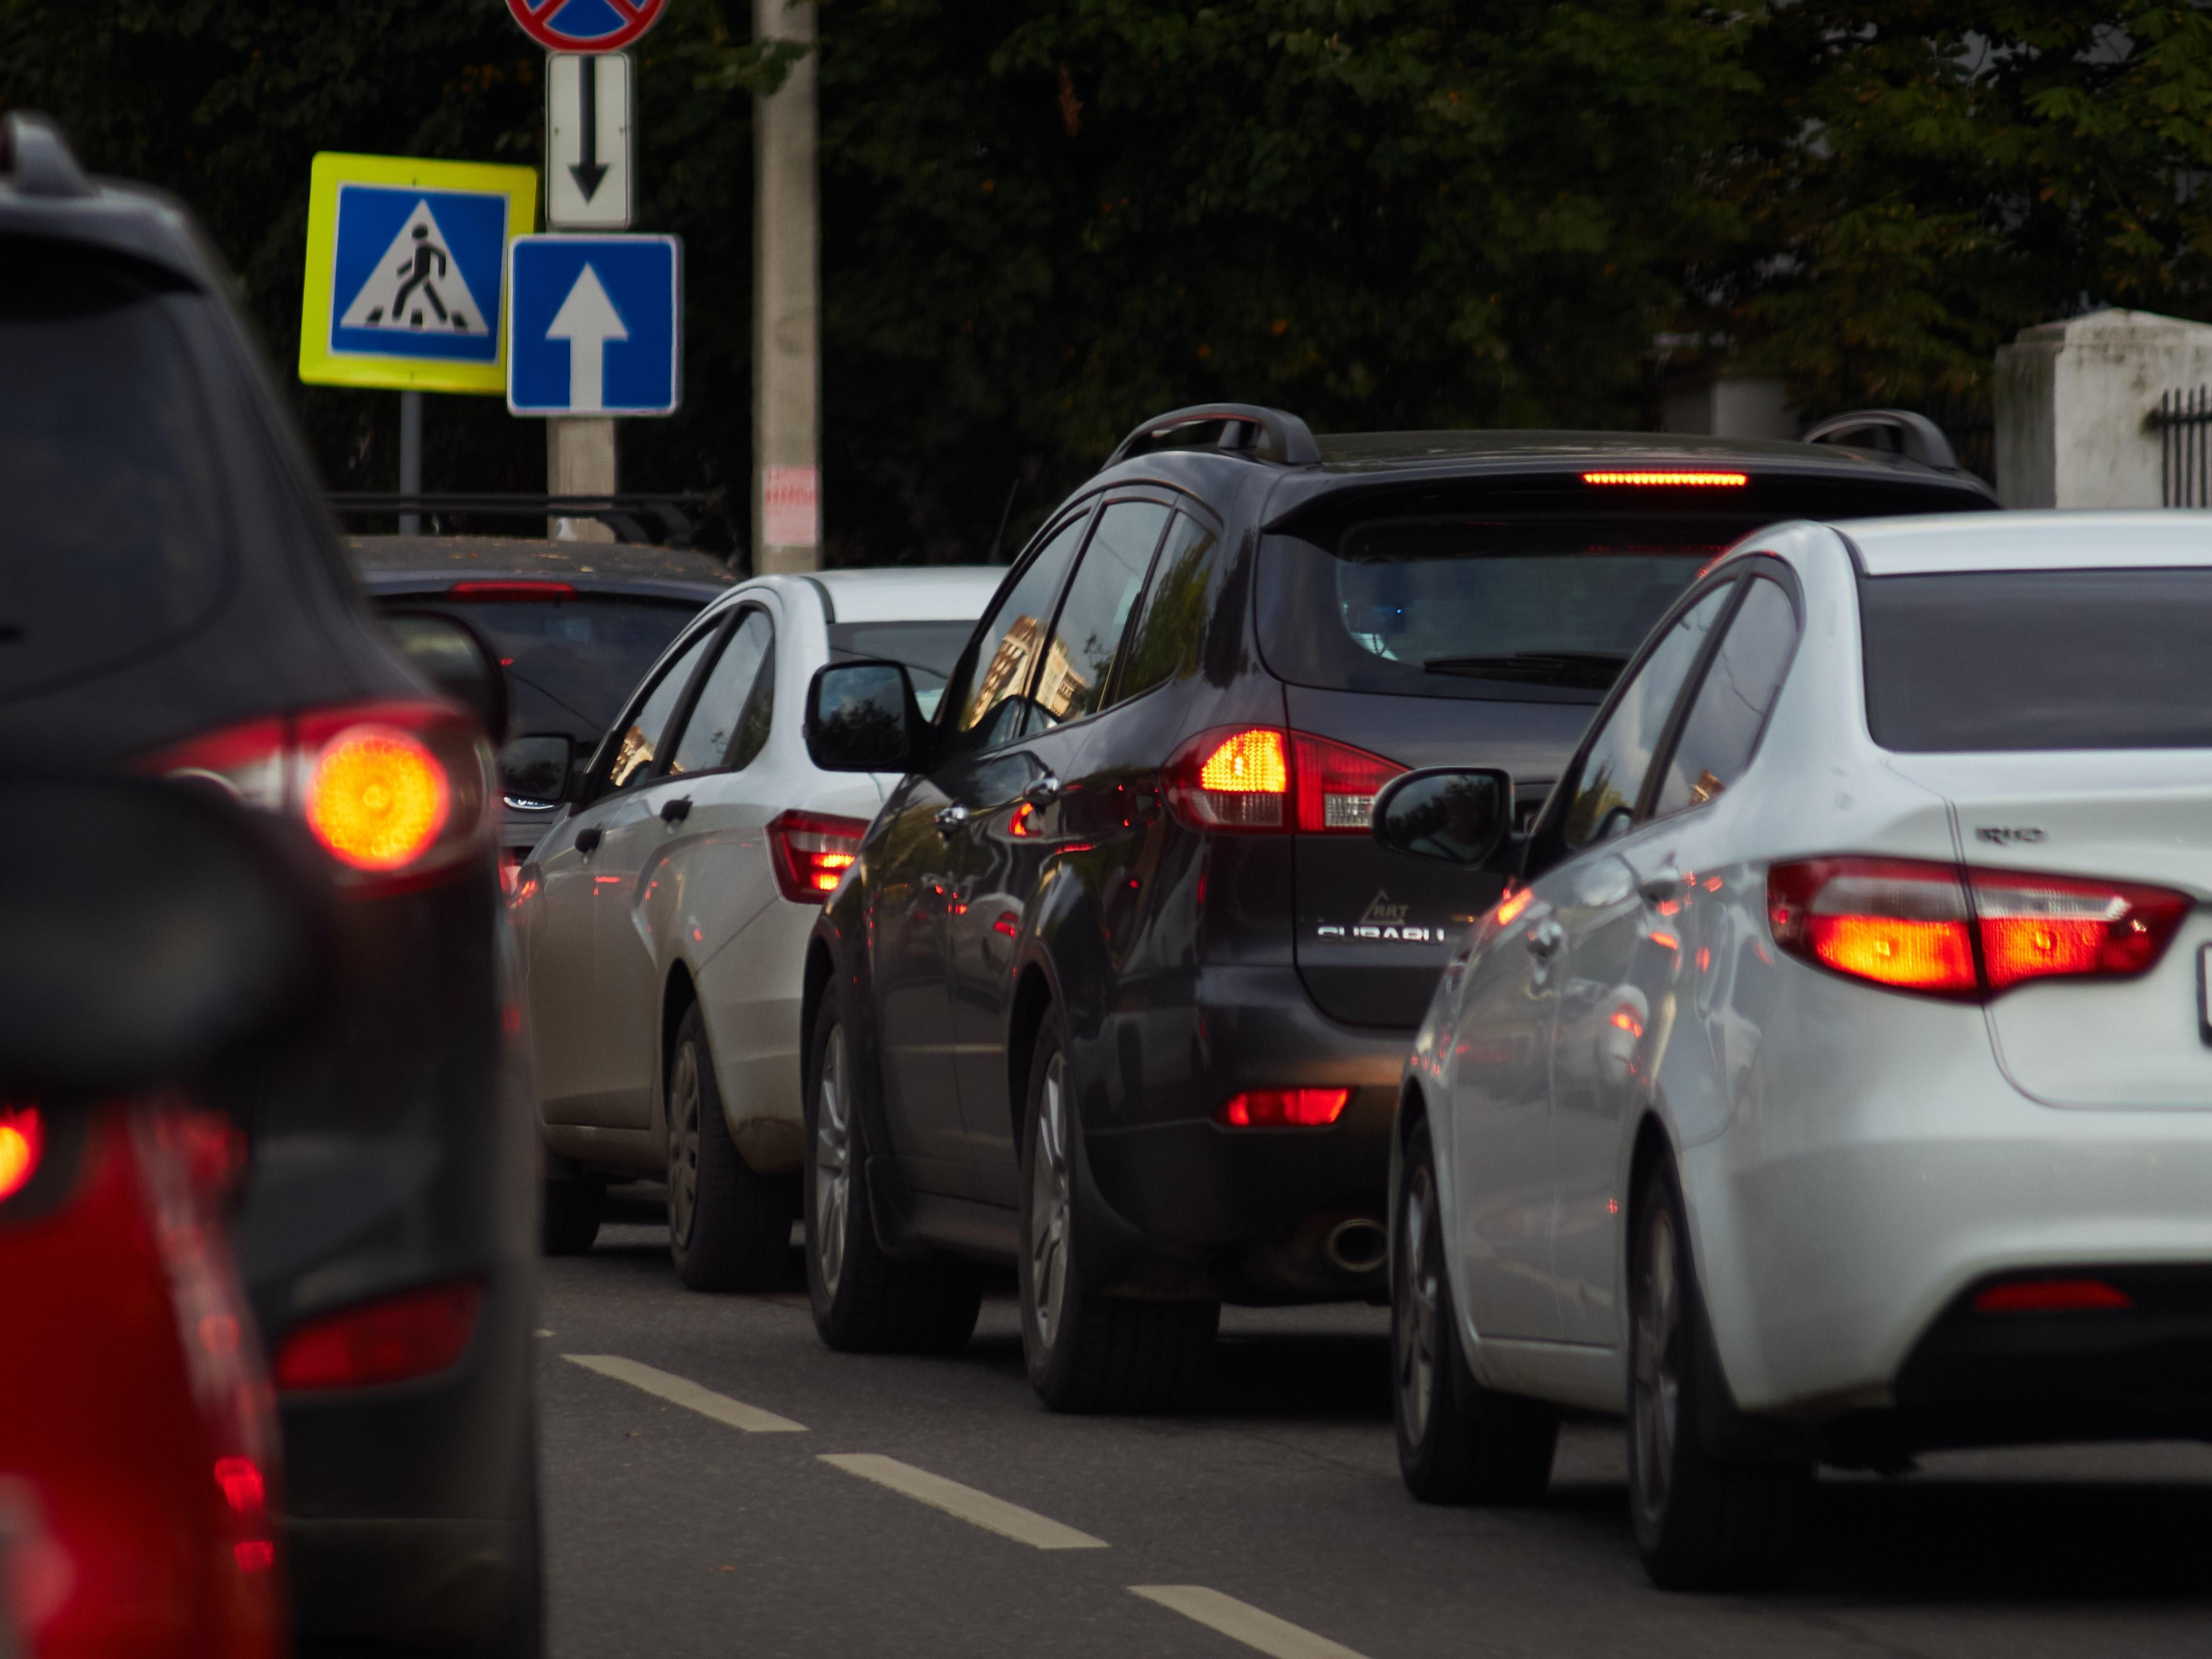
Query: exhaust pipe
1324,1216,1387,1275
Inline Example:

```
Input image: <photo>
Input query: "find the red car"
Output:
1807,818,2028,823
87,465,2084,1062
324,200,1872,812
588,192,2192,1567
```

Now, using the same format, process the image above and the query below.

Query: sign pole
399,390,423,534
753,0,819,574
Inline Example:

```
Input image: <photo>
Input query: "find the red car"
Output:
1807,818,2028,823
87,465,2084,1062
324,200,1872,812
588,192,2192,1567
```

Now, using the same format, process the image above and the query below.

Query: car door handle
1638,870,1686,904
1526,919,1565,958
574,825,603,855
1022,775,1062,806
660,796,692,825
935,803,970,831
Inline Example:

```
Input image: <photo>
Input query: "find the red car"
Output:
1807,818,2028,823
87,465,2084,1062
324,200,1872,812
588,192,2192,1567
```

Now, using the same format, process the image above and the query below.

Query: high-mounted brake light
1217,1088,1352,1128
1768,856,2190,1001
273,1279,484,1391
1163,726,1404,834
1973,1277,2133,1313
446,580,580,600
1582,470,1748,488
768,810,868,903
0,1105,41,1202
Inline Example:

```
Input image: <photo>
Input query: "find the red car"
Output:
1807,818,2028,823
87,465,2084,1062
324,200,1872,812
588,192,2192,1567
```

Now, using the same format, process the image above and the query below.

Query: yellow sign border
298,152,539,395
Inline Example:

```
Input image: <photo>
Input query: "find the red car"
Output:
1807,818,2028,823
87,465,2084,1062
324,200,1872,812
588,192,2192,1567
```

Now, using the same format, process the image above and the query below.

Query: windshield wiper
1422,650,1628,690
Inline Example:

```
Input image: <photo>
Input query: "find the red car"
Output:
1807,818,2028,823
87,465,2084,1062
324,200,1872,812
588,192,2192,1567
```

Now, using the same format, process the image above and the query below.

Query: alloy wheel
1631,1202,1682,1527
667,1041,701,1248
814,1024,851,1299
1395,1162,1440,1439
1028,1052,1072,1349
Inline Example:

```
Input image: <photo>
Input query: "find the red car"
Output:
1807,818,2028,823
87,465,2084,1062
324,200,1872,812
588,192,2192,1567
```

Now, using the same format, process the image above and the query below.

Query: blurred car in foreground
0,116,539,1651
351,534,732,888
1386,510,2212,1589
512,567,1000,1286
797,402,1993,1412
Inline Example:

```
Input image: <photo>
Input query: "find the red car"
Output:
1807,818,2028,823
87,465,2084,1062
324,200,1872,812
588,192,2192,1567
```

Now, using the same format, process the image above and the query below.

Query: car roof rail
0,112,94,200
1106,403,1320,468
1802,408,1960,473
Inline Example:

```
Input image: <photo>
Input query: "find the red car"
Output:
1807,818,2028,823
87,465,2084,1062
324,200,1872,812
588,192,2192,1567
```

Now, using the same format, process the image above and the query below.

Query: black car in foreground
799,402,1996,1412
1,118,539,1648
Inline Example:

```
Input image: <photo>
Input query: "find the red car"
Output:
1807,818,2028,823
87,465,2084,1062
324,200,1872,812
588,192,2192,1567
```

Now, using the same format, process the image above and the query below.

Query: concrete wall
1994,309,2212,507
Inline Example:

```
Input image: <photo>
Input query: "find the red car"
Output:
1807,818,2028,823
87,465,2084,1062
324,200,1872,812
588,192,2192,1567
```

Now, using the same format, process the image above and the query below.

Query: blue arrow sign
506,234,680,417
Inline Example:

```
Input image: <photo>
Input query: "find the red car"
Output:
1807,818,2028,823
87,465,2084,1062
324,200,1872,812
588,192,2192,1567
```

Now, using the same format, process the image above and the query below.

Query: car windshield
1862,568,2212,751
1257,515,1764,702
397,595,702,742
828,620,975,719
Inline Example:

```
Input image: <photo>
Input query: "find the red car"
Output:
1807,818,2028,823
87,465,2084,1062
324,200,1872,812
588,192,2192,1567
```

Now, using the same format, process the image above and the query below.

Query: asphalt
541,1199,2212,1659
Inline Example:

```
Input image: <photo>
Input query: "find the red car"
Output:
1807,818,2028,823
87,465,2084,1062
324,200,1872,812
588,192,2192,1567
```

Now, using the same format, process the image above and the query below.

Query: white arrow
546,263,628,412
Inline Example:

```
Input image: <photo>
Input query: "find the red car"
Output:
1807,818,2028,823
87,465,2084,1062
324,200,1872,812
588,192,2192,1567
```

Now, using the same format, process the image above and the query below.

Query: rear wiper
1422,650,1627,690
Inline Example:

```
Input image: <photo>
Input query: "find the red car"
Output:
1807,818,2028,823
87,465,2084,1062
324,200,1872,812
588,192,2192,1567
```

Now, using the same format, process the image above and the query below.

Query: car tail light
273,1279,483,1391
1973,1277,2132,1313
1163,726,1404,834
1216,1088,1352,1128
768,810,868,903
1768,856,2190,1002
146,699,493,893
0,1104,42,1202
213,1456,276,1573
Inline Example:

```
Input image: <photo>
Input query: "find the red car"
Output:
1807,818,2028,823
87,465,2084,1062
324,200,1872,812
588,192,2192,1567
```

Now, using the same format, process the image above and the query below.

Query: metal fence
2158,387,2212,507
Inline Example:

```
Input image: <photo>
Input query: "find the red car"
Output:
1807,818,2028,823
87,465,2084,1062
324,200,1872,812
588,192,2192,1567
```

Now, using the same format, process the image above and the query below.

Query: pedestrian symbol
338,200,491,337
299,153,537,396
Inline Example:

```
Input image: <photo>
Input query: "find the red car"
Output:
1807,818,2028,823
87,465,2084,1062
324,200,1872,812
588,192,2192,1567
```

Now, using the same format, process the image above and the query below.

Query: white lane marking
818,1453,1107,1550
1131,1586,1371,1659
565,1355,807,1433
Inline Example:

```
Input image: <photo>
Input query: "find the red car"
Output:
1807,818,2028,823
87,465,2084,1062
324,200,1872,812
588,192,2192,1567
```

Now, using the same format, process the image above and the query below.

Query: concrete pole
547,418,617,542
753,0,820,573
399,390,423,535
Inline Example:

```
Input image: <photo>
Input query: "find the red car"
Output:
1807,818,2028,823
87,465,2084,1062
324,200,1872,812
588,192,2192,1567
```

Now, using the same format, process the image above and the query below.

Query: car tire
1628,1152,1811,1591
667,1003,796,1293
1393,1113,1557,1504
1018,1009,1217,1413
804,990,982,1354
541,1177,603,1257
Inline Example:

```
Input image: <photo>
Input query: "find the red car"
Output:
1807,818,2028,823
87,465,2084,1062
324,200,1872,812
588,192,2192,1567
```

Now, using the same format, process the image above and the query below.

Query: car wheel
1017,1009,1217,1413
1393,1113,1556,1503
804,989,981,1353
667,1004,796,1293
1628,1153,1810,1590
541,1177,603,1257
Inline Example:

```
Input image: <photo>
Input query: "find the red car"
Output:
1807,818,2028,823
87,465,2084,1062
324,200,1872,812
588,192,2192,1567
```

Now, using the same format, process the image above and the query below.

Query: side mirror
499,733,577,806
805,660,927,774
1372,767,1515,867
0,775,328,1095
381,610,511,744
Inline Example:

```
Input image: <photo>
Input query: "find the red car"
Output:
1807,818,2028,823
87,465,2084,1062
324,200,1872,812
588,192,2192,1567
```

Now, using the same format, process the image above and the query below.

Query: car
795,401,1996,1413
0,116,540,1651
1382,509,2212,1589
509,566,1003,1285
350,534,733,887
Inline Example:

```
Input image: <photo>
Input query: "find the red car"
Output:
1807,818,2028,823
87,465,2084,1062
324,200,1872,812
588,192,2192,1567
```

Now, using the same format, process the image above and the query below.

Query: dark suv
799,407,1995,1412
0,117,538,1647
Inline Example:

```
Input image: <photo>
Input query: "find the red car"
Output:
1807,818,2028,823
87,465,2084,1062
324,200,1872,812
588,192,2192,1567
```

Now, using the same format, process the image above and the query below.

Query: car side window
1031,500,1170,726
1650,576,1797,819
604,626,717,791
669,608,774,776
1558,583,1734,852
953,510,1091,743
1111,512,1221,706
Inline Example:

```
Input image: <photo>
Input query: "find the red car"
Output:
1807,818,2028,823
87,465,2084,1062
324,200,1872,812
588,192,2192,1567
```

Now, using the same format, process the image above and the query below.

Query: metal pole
399,390,423,535
753,0,820,573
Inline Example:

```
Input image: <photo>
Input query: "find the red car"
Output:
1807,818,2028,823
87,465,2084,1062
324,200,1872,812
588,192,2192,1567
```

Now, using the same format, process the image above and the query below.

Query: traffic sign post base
547,418,617,542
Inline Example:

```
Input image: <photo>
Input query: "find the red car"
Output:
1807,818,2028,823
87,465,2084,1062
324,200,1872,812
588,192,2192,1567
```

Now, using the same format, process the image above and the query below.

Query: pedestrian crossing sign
298,152,538,395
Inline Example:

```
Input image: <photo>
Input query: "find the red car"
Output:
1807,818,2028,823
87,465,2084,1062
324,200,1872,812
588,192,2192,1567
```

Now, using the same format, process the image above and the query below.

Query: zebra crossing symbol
338,200,491,337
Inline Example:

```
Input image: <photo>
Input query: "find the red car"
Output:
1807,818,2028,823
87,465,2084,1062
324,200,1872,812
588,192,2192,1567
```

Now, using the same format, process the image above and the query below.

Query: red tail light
1216,1088,1352,1127
1768,857,2190,1001
0,1104,42,1202
1973,1277,2133,1313
1163,726,1403,834
146,699,493,892
768,810,868,903
273,1279,483,1391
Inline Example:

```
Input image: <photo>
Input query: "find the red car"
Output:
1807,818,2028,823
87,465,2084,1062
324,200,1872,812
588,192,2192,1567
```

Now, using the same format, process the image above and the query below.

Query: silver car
1380,511,2212,1589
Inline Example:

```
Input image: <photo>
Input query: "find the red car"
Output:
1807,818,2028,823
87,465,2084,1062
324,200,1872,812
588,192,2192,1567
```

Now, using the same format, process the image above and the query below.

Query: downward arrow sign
546,264,627,411
570,57,608,201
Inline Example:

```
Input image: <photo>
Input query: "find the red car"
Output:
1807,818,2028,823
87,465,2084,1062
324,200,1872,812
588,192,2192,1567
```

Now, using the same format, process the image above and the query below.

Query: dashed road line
1131,1586,1370,1659
818,1453,1108,1550
564,1355,807,1433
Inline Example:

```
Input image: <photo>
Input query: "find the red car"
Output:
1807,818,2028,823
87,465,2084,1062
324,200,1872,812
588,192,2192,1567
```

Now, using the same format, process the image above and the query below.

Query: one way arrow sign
507,234,680,416
546,52,632,228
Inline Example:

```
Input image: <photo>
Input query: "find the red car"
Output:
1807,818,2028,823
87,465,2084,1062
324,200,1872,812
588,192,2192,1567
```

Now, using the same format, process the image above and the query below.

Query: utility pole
753,0,819,573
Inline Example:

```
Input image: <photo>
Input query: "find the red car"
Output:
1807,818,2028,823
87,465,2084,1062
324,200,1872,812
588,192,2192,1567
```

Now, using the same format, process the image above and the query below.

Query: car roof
1306,428,1958,475
805,566,1005,623
348,535,735,603
1838,511,2212,577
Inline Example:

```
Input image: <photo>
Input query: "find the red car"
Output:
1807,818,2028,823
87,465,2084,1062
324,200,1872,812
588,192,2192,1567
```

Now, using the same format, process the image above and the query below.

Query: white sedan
511,566,1002,1286
1379,512,2212,1589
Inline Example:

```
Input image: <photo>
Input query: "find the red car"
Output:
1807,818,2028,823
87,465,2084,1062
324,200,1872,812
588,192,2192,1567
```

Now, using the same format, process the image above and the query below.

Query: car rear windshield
1862,568,2212,751
0,242,228,700
828,620,974,718
400,596,700,742
1258,515,1768,702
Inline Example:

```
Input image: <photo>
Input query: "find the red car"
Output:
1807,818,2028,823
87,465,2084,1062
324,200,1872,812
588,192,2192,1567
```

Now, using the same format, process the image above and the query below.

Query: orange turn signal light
0,1106,41,1202
304,726,451,870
